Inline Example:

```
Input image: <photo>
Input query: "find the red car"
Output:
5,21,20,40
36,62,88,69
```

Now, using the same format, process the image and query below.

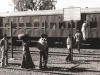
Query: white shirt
81,23,86,32
66,37,71,49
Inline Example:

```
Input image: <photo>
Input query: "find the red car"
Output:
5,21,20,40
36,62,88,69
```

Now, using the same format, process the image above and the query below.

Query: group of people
0,33,48,69
0,21,87,69
66,21,88,62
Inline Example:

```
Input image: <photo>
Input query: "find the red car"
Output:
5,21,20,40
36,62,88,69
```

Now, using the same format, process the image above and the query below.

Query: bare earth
0,47,100,75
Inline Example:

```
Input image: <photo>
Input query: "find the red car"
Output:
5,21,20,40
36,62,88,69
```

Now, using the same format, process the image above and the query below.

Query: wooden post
44,21,46,34
70,20,73,61
10,22,13,58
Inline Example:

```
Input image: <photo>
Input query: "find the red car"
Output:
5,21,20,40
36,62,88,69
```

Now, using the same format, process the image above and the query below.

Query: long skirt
21,51,35,69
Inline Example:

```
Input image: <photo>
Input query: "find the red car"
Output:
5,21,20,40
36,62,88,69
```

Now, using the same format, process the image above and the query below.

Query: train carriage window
12,23,17,29
42,22,45,29
5,23,10,29
34,22,39,29
59,22,65,29
50,23,56,29
42,22,48,29
42,22,44,27
5,23,10,27
34,22,39,27
26,23,32,27
90,21,97,28
68,22,75,28
19,23,24,29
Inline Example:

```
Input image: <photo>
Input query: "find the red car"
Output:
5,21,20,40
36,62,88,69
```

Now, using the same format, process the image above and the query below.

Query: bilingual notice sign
63,7,81,21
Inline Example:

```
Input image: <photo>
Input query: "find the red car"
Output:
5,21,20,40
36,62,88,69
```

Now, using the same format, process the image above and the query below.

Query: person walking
0,34,9,67
74,30,82,52
66,34,71,62
37,34,48,69
18,34,35,69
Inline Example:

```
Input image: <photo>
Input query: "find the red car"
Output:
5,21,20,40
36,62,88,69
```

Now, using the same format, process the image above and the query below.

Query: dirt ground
0,47,100,75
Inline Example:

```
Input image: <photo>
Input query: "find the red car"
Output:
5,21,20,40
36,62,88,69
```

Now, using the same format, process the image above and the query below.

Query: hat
41,34,45,38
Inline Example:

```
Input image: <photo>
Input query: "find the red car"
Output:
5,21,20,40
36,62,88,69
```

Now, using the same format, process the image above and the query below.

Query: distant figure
81,21,87,40
0,34,9,67
18,34,35,69
37,34,48,69
52,24,56,29
66,34,71,62
74,30,82,52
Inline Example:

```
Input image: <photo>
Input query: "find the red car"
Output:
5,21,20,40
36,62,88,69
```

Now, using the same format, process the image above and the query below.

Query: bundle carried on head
18,33,29,41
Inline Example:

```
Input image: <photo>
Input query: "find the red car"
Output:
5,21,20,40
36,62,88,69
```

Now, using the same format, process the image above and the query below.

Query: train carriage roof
0,8,100,17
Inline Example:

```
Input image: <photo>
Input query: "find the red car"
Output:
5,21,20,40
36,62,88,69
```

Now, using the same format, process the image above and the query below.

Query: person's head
84,21,86,23
3,34,7,38
22,34,30,43
41,34,45,38
68,34,71,38
77,30,79,33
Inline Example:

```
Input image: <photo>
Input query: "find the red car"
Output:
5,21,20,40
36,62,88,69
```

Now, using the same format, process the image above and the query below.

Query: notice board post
63,7,81,61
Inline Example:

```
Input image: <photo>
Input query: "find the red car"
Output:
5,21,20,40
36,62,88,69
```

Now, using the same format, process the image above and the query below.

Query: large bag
37,38,47,51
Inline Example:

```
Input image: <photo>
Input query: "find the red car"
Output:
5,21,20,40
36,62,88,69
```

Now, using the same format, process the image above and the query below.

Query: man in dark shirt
0,34,9,67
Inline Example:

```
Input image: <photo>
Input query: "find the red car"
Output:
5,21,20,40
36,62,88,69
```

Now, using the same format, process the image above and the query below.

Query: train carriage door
0,18,3,37
40,16,48,35
98,14,100,37
24,16,33,37
18,17,25,34
32,16,40,37
3,17,10,36
10,17,18,37
88,14,98,38
68,21,76,36
58,14,67,37
47,15,58,37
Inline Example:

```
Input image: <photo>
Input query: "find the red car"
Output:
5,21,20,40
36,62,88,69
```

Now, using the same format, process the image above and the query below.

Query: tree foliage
12,0,57,11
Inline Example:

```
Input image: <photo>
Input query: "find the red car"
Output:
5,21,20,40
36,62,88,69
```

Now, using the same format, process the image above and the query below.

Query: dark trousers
39,47,48,68
76,41,81,52
66,47,71,61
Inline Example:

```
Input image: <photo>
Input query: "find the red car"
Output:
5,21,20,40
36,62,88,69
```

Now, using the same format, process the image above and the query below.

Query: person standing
81,21,87,40
0,34,9,67
66,34,71,62
37,34,48,69
20,34,35,69
74,30,82,52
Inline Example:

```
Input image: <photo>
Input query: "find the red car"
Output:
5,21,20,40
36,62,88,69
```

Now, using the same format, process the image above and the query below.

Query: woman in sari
18,34,35,69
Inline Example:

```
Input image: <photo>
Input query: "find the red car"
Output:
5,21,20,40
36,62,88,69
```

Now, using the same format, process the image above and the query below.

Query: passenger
37,34,48,69
74,30,82,52
81,21,87,40
52,24,56,29
0,34,9,67
18,34,35,69
66,34,71,62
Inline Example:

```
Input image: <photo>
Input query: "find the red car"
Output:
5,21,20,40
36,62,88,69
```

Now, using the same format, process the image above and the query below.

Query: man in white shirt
38,34,48,69
81,21,87,40
74,30,82,52
66,34,71,62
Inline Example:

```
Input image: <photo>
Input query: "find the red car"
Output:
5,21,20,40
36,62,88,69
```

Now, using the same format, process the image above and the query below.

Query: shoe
39,66,42,69
44,65,48,69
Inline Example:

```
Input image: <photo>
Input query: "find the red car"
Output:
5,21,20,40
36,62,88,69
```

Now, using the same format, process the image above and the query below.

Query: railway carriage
0,8,100,47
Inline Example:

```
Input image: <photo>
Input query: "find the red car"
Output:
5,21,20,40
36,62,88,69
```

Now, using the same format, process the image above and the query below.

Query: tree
12,0,57,11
